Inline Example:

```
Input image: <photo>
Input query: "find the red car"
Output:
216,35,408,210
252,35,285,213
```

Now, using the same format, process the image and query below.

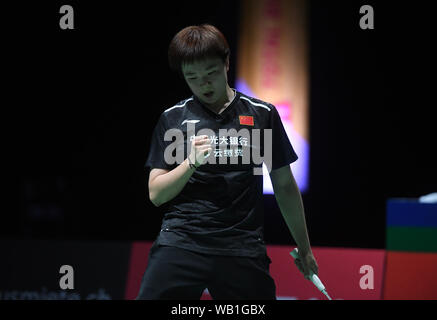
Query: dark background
4,1,436,249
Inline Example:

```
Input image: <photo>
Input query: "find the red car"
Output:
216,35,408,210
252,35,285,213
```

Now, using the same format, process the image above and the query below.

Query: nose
200,76,211,87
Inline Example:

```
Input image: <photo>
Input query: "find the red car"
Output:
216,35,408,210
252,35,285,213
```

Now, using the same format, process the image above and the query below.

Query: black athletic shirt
144,90,298,257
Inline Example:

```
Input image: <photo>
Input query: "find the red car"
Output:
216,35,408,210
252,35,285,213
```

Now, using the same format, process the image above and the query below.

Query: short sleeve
269,105,298,170
144,113,176,172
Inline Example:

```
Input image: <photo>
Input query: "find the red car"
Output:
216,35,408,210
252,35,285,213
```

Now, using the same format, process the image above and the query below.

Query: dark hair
168,24,230,76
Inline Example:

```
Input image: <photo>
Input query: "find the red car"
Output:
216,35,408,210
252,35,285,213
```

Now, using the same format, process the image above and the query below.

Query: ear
225,56,230,72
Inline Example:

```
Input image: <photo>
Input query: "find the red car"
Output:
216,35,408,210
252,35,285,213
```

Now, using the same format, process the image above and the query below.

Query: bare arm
149,135,212,207
270,164,318,277
148,160,194,207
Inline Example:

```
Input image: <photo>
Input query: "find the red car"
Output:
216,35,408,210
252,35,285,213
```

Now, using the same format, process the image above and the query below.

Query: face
182,56,229,107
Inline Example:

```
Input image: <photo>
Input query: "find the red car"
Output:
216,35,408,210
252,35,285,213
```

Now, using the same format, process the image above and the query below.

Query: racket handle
290,248,299,259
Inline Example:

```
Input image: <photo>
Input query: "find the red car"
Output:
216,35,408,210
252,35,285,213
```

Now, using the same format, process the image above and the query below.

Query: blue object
386,198,437,227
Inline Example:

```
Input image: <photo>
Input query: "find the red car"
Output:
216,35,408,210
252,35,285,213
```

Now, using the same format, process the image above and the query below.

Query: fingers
197,145,212,153
295,257,317,280
312,264,319,276
308,258,319,276
194,136,212,159
197,144,211,150
303,265,313,280
193,135,208,140
193,135,210,146
190,136,212,166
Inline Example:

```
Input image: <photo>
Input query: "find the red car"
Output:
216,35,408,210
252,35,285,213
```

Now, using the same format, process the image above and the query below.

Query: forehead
182,56,223,74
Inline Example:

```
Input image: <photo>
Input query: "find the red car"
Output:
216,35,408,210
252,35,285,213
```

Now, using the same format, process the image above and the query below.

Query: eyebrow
184,63,218,76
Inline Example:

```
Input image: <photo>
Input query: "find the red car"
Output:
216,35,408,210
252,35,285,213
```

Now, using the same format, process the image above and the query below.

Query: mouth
203,91,214,99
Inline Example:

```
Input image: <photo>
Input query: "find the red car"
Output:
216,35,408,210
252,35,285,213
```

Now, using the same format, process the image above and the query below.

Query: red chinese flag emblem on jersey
239,115,254,126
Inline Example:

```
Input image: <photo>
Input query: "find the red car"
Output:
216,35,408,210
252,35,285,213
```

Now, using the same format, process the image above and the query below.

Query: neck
209,85,235,114
224,85,235,106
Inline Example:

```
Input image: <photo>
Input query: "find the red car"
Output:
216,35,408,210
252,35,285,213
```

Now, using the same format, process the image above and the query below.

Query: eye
208,71,216,75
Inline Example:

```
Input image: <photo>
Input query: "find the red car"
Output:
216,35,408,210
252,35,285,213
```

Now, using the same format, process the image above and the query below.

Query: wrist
297,245,312,257
187,157,198,170
299,250,313,258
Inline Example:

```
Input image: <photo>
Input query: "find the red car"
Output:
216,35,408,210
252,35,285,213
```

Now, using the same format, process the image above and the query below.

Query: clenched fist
294,251,319,280
188,135,213,168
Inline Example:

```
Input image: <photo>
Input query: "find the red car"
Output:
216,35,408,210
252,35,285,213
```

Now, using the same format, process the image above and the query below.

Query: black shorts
135,243,276,300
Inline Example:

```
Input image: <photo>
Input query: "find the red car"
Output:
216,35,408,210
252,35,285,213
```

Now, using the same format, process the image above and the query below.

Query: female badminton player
136,24,318,300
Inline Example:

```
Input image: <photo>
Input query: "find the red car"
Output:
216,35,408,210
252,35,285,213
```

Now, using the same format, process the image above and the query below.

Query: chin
201,96,217,105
